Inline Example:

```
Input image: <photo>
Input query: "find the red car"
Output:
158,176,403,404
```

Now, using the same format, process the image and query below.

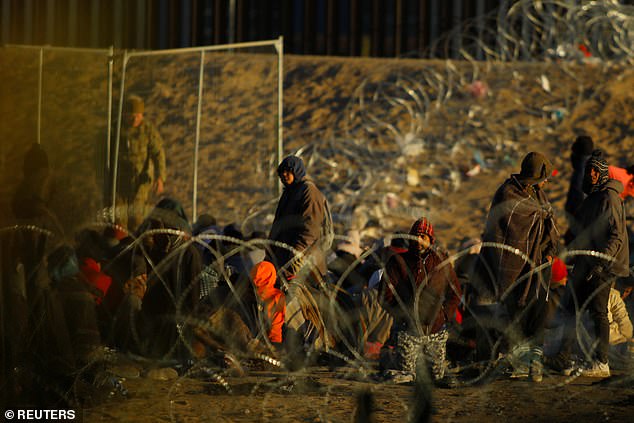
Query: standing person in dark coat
564,150,629,377
267,156,334,354
564,135,594,244
267,155,329,284
472,151,560,382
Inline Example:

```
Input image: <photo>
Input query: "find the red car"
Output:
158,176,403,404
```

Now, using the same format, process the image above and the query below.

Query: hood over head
250,261,277,293
583,149,610,194
138,197,190,234
277,155,306,182
515,152,553,185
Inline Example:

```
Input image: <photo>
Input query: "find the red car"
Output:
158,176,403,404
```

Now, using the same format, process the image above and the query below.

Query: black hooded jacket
268,157,328,277
570,179,629,278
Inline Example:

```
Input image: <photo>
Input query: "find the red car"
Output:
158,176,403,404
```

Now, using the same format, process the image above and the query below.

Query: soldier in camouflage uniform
116,95,166,231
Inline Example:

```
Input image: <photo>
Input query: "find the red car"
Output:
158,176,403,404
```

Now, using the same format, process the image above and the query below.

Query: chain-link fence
113,39,283,232
0,45,113,235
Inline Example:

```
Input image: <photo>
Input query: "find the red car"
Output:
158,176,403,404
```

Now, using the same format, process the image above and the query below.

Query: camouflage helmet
125,94,144,114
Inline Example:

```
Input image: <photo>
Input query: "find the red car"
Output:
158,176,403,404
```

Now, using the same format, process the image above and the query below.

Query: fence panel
197,45,280,230
114,40,282,232
0,46,112,234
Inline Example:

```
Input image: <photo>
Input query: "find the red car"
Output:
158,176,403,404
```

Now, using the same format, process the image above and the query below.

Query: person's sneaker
562,362,582,377
545,353,579,376
509,365,529,378
382,370,415,384
530,359,543,383
581,361,610,378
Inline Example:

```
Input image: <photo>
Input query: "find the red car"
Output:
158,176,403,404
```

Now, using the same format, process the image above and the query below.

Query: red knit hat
409,217,435,244
551,258,568,285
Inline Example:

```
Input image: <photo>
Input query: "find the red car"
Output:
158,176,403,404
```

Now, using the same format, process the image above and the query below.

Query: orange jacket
250,261,286,343
609,166,634,200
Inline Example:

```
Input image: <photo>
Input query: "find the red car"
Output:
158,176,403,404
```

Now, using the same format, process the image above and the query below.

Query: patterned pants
384,329,449,380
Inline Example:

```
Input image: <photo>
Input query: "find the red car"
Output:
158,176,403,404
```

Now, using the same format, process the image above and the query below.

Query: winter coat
328,250,367,293
570,179,629,278
381,247,461,335
608,288,633,345
268,177,328,277
136,200,202,358
472,176,559,304
609,166,634,200
250,261,285,343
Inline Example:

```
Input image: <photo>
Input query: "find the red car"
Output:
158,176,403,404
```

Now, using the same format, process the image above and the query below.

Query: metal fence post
192,50,206,223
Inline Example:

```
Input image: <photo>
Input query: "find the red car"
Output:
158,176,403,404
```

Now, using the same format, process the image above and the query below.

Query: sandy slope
2,52,632,251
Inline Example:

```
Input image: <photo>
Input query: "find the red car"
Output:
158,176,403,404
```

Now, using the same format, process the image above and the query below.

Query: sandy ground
81,363,634,422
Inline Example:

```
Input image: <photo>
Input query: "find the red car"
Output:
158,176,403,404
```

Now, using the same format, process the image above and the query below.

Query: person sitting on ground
223,223,252,276
192,213,222,264
619,279,634,331
360,232,408,289
75,229,113,307
445,238,481,364
379,217,461,381
74,229,127,346
328,230,367,296
250,261,286,346
135,197,202,360
607,286,633,368
218,223,259,335
48,245,102,365
325,230,388,357
246,230,267,266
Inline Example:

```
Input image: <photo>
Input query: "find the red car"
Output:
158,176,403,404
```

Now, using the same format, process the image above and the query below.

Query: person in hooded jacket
471,151,560,382
267,155,329,285
267,156,338,354
135,197,202,359
564,150,629,377
250,261,286,344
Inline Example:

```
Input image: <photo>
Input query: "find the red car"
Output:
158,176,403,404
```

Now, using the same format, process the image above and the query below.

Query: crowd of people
2,129,634,407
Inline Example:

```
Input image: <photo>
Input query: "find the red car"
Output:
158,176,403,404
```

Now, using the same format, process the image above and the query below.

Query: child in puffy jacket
250,261,286,344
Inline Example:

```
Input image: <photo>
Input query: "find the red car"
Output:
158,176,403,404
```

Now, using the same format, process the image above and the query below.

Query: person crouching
250,261,286,346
